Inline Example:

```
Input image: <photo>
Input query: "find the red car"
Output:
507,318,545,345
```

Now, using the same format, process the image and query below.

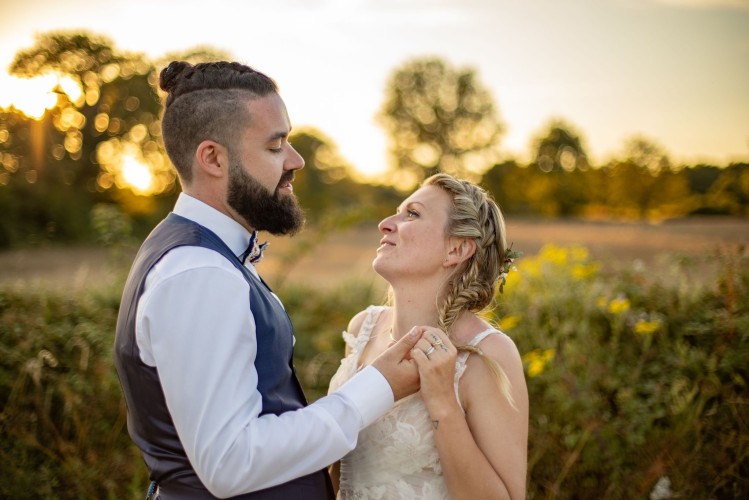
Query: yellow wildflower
634,319,661,336
521,258,542,278
523,348,555,377
540,244,569,267
571,262,600,281
499,314,521,331
571,246,589,262
503,267,521,290
608,297,631,315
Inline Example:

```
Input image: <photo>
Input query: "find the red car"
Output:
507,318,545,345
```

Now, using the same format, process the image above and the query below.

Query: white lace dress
328,306,502,500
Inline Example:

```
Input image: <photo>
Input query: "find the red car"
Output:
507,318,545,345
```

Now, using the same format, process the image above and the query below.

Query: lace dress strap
341,305,387,370
453,328,503,413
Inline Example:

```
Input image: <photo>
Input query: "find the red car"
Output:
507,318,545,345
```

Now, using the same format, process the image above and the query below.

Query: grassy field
1,216,747,291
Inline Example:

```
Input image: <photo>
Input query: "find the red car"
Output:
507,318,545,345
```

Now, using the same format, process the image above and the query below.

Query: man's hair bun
159,61,192,93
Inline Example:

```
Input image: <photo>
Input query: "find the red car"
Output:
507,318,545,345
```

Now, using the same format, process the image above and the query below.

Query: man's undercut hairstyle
159,61,279,184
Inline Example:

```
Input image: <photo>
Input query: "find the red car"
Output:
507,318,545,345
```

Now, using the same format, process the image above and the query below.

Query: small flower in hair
499,244,522,294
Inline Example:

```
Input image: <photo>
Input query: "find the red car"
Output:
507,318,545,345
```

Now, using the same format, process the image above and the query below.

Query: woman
328,173,529,499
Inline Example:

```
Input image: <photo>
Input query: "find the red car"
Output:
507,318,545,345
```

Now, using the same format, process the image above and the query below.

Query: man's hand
371,327,422,401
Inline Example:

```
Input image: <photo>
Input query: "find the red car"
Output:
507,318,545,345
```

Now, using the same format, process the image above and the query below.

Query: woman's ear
195,140,228,179
443,238,477,267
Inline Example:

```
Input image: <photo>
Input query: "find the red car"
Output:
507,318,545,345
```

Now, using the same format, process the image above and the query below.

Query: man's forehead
243,93,291,134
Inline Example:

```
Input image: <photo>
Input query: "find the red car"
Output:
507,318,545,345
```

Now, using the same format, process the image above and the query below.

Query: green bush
0,278,378,499
491,244,749,499
280,279,382,401
0,287,148,499
1,246,746,498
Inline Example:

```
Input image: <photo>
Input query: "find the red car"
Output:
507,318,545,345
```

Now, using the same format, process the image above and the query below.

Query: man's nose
286,145,304,170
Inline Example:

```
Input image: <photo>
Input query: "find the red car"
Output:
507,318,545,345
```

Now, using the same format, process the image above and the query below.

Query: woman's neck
389,280,444,340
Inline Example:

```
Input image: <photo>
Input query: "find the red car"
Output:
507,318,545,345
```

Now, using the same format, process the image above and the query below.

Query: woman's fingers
413,338,431,356
412,327,456,368
422,327,456,353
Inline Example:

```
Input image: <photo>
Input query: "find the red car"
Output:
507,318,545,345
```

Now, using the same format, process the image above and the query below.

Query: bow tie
240,231,269,265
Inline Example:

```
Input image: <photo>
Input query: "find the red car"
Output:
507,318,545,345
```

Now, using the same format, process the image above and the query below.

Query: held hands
411,327,460,420
371,327,422,401
370,326,460,410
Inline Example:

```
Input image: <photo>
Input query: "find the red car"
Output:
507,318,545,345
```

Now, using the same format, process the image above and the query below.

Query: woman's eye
406,210,419,218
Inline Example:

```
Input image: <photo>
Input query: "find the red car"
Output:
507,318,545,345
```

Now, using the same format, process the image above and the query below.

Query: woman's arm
413,328,529,500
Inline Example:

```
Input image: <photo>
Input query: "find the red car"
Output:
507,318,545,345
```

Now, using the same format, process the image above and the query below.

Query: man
114,61,420,499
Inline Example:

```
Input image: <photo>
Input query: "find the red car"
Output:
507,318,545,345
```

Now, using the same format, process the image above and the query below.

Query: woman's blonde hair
423,173,516,408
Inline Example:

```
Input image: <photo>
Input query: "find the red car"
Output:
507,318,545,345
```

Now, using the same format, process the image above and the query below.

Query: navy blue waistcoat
114,213,333,499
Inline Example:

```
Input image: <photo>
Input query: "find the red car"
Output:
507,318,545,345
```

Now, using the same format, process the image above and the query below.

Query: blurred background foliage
0,31,747,249
491,245,748,498
1,245,746,498
1,30,748,499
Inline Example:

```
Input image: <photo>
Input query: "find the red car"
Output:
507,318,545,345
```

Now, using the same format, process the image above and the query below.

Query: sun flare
0,72,82,120
121,154,154,194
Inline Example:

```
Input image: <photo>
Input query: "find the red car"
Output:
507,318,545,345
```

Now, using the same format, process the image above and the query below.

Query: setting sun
120,154,154,194
0,72,82,120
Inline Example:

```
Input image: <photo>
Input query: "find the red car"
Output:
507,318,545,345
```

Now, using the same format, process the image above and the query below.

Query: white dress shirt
135,193,393,498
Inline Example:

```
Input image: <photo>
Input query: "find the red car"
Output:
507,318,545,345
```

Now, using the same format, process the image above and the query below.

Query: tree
0,31,237,246
290,127,402,225
700,162,749,216
155,46,234,69
532,118,589,173
378,57,503,187
9,31,165,196
601,137,693,219
481,160,534,215
528,119,591,215
290,127,357,218
621,135,671,175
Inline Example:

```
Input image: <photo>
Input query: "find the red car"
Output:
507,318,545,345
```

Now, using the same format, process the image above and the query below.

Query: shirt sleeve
137,254,393,498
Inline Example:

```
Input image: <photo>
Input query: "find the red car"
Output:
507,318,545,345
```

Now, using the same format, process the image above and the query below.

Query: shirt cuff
336,365,394,428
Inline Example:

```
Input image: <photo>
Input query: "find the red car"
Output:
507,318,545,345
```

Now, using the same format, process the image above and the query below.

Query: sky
1,0,748,179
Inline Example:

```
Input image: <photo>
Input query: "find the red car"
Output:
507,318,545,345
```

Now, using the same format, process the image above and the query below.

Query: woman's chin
371,258,391,280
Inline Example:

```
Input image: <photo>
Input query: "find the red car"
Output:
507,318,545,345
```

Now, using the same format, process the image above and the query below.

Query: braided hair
423,173,516,408
159,61,278,183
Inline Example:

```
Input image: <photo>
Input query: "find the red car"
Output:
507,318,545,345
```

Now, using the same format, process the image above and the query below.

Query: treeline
482,159,749,219
0,32,746,249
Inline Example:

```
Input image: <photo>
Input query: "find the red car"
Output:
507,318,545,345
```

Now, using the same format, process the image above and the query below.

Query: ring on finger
424,346,436,357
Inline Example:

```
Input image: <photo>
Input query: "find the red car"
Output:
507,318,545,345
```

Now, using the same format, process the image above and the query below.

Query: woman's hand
411,327,460,420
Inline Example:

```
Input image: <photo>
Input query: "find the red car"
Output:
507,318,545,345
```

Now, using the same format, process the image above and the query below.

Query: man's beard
227,163,305,236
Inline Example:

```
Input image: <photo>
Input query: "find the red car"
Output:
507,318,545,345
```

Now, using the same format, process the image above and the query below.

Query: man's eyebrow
266,130,289,142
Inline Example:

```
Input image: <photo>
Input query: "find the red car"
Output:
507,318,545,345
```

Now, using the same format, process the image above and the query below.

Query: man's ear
195,140,228,179
443,238,477,267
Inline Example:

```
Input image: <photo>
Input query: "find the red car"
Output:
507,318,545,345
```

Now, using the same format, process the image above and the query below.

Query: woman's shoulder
346,305,389,339
456,317,516,353
459,327,528,414
458,318,524,379
472,330,522,368
342,306,389,355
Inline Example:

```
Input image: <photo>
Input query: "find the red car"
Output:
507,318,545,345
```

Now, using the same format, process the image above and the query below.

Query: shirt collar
173,193,252,259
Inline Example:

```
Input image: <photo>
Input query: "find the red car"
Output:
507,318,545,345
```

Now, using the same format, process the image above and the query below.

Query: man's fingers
389,326,423,357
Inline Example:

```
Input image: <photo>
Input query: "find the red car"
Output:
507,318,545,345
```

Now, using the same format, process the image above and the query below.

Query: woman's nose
378,215,395,233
